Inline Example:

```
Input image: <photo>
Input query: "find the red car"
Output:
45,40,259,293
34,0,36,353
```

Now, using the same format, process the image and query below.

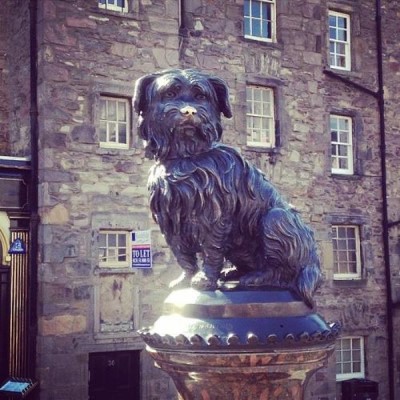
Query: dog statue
133,69,322,307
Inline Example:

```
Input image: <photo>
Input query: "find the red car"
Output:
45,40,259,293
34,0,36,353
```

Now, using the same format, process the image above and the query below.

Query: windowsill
94,266,137,275
90,6,138,20
241,37,284,50
96,147,138,156
328,66,351,73
331,173,361,180
93,331,144,345
99,143,130,150
245,145,279,154
336,375,365,382
333,278,367,287
98,6,128,14
324,66,364,80
244,35,274,43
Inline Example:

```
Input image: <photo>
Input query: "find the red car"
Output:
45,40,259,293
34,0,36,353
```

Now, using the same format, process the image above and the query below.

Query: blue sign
8,238,26,254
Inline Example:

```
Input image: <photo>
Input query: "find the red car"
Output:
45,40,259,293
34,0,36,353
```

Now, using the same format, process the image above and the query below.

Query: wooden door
89,350,141,400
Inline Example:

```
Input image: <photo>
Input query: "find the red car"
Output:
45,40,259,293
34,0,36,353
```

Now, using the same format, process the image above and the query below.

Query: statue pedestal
140,288,339,400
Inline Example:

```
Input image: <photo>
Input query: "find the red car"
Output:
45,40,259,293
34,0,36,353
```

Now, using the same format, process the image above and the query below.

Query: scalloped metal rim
139,322,341,350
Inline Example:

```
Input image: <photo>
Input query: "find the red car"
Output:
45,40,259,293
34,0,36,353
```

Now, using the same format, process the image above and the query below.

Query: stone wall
35,0,181,398
0,3,8,154
179,2,391,397
383,1,400,398
2,0,32,156
1,0,395,399
0,0,31,156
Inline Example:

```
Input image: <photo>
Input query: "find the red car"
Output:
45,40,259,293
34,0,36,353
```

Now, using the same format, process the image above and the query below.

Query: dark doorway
89,350,141,400
0,266,10,382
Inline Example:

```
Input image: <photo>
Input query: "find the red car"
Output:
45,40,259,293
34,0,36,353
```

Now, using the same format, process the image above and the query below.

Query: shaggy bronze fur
134,69,322,306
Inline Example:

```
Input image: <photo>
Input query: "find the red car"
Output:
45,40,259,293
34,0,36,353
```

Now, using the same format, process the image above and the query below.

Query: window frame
98,0,128,13
336,336,365,381
330,114,354,175
332,224,362,280
99,96,130,149
244,0,276,43
98,230,130,268
246,85,276,148
329,10,351,71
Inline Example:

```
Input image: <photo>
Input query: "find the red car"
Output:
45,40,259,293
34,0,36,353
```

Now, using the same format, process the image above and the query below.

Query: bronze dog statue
134,69,322,306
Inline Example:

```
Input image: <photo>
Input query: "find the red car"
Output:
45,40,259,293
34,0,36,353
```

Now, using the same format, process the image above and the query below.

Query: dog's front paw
239,271,277,287
169,272,193,289
191,271,218,291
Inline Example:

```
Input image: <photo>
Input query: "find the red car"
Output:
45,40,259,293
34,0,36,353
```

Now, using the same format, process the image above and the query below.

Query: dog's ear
208,76,233,119
133,73,159,115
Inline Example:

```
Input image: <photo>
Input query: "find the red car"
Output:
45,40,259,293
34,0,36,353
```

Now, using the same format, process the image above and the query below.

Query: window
330,114,353,174
99,97,130,148
246,86,275,147
244,0,276,42
336,336,365,380
329,11,351,70
99,231,129,267
98,0,128,13
332,225,361,279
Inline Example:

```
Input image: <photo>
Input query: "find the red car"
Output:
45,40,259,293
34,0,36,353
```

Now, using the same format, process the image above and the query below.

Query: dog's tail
296,263,322,308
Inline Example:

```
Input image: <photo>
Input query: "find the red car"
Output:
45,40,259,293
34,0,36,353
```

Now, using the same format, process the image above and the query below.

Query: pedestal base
148,346,334,400
139,288,339,400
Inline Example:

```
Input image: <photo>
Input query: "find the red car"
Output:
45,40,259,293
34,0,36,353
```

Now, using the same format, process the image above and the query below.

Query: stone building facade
0,0,399,399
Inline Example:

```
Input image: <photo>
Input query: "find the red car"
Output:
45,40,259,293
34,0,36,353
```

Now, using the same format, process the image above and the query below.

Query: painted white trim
98,230,130,268
244,0,276,42
332,225,362,279
246,86,276,148
98,0,128,13
329,10,351,71
336,336,365,381
0,156,31,161
99,96,130,149
330,114,354,175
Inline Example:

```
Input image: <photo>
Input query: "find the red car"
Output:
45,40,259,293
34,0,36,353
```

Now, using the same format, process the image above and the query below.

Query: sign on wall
131,230,152,269
8,237,27,254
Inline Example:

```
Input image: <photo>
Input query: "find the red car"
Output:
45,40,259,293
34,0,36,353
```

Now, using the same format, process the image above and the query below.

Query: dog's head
133,69,232,160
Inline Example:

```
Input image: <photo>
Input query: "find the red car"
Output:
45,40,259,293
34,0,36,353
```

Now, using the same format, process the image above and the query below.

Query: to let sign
131,230,152,269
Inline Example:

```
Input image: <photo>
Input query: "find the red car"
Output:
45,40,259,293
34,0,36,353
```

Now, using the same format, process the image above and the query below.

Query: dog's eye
195,93,207,100
164,90,176,99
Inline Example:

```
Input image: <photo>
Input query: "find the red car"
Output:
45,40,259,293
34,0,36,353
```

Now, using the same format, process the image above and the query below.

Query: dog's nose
180,106,197,116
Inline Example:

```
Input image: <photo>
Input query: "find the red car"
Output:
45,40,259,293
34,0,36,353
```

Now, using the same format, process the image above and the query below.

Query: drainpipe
28,0,39,379
375,2,395,400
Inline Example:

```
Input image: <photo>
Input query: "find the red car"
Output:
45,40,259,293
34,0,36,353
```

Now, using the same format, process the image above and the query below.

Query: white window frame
336,336,365,381
99,230,130,268
246,86,275,148
178,0,182,28
98,0,128,13
332,225,361,280
99,96,130,149
244,0,276,42
330,114,353,175
329,11,351,71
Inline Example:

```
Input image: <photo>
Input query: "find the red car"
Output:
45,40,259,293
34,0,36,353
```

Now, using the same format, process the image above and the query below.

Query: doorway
0,265,10,382
89,350,141,400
